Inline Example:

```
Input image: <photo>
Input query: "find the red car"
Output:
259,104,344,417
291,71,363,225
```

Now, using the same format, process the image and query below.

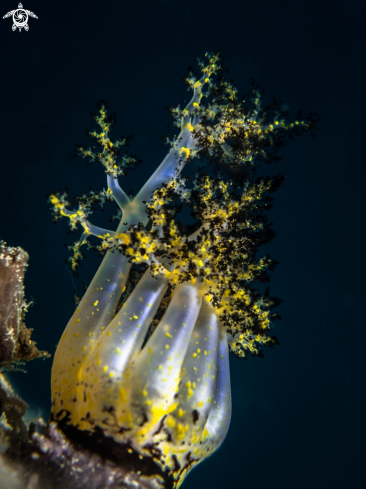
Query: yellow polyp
177,408,186,418
103,365,108,373
73,333,80,338
142,389,148,397
165,332,173,338
94,300,98,306
119,387,128,403
198,401,203,408
166,416,176,428
109,372,114,378
176,423,188,441
184,123,194,131
136,426,148,437
148,346,153,354
97,360,101,366
180,147,190,158
165,345,170,350
151,402,178,427
82,346,87,351
116,233,130,245
75,318,80,324
201,427,210,440
192,353,197,358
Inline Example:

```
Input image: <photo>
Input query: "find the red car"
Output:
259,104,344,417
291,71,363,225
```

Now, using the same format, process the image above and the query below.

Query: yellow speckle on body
94,300,98,306
103,365,108,373
166,416,176,428
119,387,128,403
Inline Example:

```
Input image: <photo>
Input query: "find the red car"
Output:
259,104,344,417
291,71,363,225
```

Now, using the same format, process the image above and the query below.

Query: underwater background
1,0,365,487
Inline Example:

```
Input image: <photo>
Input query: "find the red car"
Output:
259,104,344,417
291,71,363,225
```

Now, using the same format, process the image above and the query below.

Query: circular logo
13,8,28,28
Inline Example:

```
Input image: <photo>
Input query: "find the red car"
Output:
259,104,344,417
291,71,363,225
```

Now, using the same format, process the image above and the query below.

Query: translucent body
51,55,235,486
51,253,231,483
51,127,232,487
50,50,314,488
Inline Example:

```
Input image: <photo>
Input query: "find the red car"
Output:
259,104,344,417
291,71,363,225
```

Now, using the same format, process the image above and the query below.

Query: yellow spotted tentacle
71,268,169,431
204,323,231,448
127,284,202,439
51,251,132,419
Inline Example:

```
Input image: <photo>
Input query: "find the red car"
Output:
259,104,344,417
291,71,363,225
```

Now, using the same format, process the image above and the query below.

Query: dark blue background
1,0,365,488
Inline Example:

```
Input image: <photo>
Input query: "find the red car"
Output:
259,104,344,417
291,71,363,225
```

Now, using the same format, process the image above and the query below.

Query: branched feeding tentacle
107,174,131,210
